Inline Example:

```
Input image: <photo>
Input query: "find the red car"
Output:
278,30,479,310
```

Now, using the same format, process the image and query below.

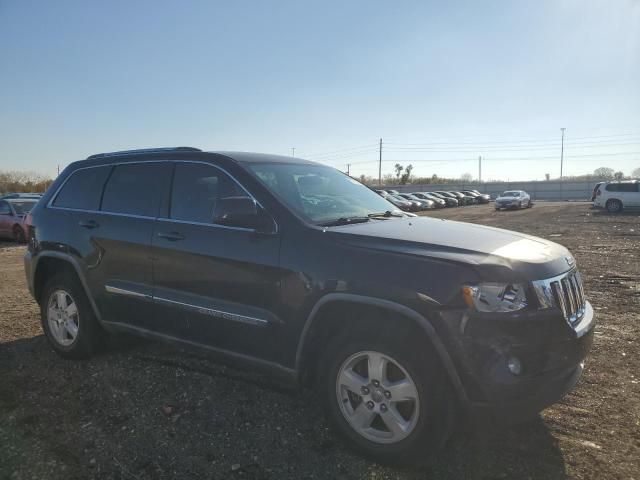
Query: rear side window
53,166,111,210
170,163,247,223
101,163,171,217
606,183,638,192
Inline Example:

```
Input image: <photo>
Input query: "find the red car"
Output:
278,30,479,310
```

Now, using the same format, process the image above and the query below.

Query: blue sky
1,0,639,181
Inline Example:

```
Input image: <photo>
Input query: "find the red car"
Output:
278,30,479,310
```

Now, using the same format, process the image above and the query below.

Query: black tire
319,325,454,465
12,225,26,243
40,272,102,359
606,199,623,213
527,200,533,208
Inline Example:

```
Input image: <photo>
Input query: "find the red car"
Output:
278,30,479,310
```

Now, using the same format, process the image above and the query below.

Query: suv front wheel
606,199,623,213
320,328,454,464
41,272,101,359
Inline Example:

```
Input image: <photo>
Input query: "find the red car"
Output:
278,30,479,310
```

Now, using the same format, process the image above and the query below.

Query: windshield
245,162,400,224
9,200,37,214
502,191,520,197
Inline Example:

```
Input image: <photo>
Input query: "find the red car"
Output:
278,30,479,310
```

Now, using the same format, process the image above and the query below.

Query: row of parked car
374,188,491,212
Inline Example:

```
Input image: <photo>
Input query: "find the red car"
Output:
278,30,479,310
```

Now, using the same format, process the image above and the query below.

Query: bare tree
614,171,624,180
400,164,413,184
460,172,473,182
545,173,550,181
632,167,640,178
394,163,404,179
593,167,615,179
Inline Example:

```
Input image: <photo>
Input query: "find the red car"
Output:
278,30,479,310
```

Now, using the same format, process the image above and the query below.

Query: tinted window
606,183,638,192
170,163,246,223
0,201,10,214
102,163,170,217
53,166,111,210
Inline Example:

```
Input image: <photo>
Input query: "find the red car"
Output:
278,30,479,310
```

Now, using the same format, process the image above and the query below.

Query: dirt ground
1,202,639,480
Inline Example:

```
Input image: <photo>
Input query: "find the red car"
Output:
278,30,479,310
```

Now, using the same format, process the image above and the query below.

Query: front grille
532,270,587,326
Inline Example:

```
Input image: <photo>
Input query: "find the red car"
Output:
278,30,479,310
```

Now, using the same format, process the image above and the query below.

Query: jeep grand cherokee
25,147,595,464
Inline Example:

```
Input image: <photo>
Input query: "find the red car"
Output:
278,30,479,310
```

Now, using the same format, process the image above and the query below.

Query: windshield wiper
318,216,371,227
367,210,405,218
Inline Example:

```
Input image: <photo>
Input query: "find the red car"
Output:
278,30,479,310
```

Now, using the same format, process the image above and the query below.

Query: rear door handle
157,231,185,241
78,220,99,229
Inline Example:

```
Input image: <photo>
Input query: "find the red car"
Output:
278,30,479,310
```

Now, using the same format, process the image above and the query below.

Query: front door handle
157,231,185,241
79,220,99,229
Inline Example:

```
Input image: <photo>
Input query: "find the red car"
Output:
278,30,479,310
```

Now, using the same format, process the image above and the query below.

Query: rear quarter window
53,166,111,210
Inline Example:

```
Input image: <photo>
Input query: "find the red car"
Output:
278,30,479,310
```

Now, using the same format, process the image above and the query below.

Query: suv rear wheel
320,327,454,464
606,199,623,213
40,272,101,359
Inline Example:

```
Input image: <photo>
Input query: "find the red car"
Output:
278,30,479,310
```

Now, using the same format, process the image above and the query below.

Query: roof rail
86,147,201,160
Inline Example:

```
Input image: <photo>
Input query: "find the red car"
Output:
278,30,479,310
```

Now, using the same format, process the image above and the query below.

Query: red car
0,198,39,243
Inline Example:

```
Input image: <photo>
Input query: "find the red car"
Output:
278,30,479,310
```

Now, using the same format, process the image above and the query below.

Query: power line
332,150,640,166
382,141,640,153
383,131,640,146
303,143,379,159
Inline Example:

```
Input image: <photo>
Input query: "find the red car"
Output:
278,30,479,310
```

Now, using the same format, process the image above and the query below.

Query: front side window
245,162,398,224
53,166,111,210
101,163,170,217
170,163,247,224
0,201,10,215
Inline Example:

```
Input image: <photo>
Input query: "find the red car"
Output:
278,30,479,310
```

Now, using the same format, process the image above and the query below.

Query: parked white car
593,180,640,213
494,190,531,210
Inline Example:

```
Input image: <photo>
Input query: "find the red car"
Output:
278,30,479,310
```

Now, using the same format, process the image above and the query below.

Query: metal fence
387,180,597,201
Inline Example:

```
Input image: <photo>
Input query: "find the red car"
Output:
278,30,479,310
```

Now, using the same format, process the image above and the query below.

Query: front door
151,162,283,362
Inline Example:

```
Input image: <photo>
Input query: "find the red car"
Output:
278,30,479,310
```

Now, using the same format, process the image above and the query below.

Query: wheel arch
32,252,103,322
295,293,468,405
605,197,624,212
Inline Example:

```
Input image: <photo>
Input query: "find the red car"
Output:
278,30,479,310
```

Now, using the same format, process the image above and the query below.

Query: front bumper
495,202,519,209
438,301,595,423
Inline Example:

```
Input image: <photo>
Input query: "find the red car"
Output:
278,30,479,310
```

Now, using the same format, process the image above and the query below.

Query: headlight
462,283,528,312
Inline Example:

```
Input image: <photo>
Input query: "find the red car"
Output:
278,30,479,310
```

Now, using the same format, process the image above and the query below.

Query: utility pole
378,138,382,185
346,163,350,176
478,156,482,183
560,128,566,180
291,147,295,158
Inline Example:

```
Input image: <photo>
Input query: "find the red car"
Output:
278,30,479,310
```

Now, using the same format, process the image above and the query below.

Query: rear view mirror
214,196,276,233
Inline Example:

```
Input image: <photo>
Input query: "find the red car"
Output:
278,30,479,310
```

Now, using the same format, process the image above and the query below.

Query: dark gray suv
25,147,595,464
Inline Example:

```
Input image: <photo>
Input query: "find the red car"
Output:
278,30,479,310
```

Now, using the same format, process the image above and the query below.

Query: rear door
151,161,283,361
92,162,173,329
52,162,172,329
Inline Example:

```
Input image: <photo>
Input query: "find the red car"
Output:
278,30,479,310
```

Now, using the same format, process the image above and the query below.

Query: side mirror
214,196,276,234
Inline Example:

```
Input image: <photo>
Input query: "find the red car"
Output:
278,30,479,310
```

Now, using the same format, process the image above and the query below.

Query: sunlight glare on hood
491,238,554,263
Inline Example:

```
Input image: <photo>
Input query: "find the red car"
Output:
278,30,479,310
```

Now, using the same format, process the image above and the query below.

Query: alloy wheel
47,289,80,347
335,350,420,444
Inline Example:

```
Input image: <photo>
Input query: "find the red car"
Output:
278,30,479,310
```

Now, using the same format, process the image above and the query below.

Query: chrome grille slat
533,269,587,327
562,277,576,317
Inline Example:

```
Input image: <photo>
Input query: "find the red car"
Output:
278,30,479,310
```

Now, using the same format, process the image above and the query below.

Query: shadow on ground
0,335,568,480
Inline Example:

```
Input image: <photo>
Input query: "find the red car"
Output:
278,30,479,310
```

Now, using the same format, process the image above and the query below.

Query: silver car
494,190,531,210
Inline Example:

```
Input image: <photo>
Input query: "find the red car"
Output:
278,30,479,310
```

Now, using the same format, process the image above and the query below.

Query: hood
325,217,573,282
